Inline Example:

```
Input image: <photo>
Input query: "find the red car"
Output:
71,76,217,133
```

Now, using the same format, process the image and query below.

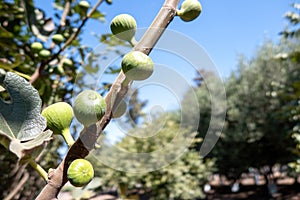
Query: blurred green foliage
88,114,215,200
0,0,107,198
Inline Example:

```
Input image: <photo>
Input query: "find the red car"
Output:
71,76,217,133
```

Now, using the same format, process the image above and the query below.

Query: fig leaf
0,70,47,141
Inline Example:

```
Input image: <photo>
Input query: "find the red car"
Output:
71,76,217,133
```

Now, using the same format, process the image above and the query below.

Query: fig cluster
38,1,203,188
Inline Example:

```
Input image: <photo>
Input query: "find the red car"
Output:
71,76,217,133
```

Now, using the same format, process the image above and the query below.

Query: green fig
42,102,75,146
62,58,73,67
67,159,94,187
31,42,43,51
63,32,70,38
38,49,51,59
121,51,154,81
105,0,112,4
110,14,137,42
55,65,65,75
177,0,202,22
79,0,90,9
73,90,106,127
52,34,65,44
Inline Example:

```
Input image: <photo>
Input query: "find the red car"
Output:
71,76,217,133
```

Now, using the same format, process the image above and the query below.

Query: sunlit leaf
0,26,14,38
90,10,105,22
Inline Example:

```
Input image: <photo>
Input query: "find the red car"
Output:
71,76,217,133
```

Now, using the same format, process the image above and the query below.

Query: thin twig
4,172,30,200
59,0,71,27
28,157,48,182
59,0,104,53
51,0,71,50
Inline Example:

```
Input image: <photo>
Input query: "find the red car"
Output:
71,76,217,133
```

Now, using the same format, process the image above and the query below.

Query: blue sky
36,0,296,78
85,0,296,78
37,0,297,143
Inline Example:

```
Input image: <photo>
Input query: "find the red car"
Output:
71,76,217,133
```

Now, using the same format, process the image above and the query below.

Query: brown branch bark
58,0,104,53
59,0,71,28
50,0,71,50
35,0,179,199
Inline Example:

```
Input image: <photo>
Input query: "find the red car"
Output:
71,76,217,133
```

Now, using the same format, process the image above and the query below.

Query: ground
206,184,300,200
58,175,300,200
206,175,300,200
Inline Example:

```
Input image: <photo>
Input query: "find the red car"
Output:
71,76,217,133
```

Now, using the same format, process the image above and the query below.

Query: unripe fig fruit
67,159,94,187
105,0,112,4
63,32,70,38
110,14,137,42
42,102,75,146
121,51,154,81
62,58,73,67
112,100,127,118
55,65,65,75
79,0,90,8
52,34,64,44
31,42,43,51
73,90,106,127
39,49,51,58
177,0,202,22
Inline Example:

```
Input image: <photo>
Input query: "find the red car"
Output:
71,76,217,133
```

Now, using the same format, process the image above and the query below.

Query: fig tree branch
35,0,179,199
59,0,105,53
49,0,71,49
59,0,71,28
4,172,30,200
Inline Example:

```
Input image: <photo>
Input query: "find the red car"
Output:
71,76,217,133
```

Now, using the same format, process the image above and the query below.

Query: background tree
215,46,296,180
278,3,300,177
88,114,215,200
181,3,300,184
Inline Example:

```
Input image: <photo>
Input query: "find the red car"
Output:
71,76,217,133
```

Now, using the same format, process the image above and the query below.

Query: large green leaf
90,10,105,22
0,70,46,141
